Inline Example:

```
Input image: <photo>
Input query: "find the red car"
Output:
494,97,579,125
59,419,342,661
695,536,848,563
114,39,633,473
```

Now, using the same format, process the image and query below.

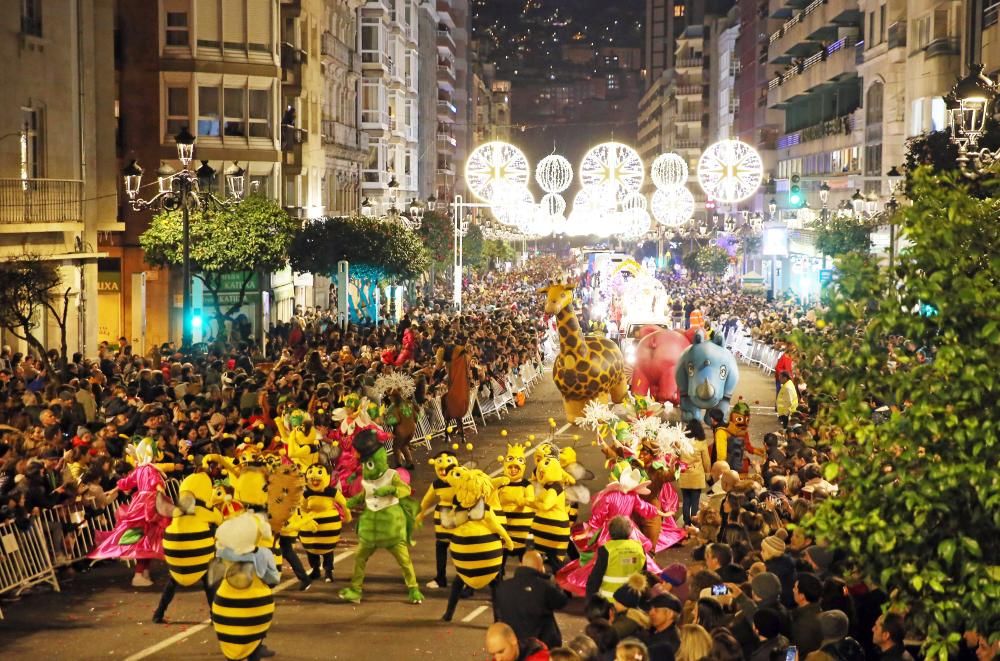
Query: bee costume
530,446,576,570
153,473,224,623
496,442,535,561
299,463,351,582
417,450,458,589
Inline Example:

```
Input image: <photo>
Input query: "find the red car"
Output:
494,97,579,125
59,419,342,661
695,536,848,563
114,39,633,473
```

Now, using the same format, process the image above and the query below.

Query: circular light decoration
535,155,573,193
617,208,651,239
696,139,764,203
622,191,647,212
540,192,567,217
465,141,531,203
651,187,695,227
579,142,645,200
651,153,689,190
491,186,534,225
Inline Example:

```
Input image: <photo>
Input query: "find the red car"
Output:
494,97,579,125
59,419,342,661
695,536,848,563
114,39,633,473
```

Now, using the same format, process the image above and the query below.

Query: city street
0,367,779,660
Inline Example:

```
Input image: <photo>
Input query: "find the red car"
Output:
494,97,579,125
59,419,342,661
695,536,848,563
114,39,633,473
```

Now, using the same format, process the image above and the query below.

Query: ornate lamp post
121,127,245,348
947,64,998,170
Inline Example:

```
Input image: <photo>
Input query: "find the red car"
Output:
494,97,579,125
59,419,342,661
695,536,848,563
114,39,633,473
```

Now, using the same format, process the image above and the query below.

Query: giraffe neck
556,305,588,357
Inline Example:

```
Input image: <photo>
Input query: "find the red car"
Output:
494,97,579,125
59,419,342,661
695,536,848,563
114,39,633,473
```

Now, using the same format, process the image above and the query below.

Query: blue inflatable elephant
675,331,740,423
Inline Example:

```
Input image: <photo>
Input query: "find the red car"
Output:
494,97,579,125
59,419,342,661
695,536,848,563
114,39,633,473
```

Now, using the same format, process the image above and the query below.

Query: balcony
437,29,455,50
280,0,302,18
437,99,457,122
361,108,390,131
437,132,457,149
924,37,960,60
322,120,360,149
674,139,701,150
437,161,455,176
321,31,351,65
675,85,702,97
776,110,862,163
438,61,456,82
0,179,83,230
281,42,306,96
767,37,859,107
887,21,906,50
677,112,702,124
676,57,703,70
281,124,307,150
768,0,860,62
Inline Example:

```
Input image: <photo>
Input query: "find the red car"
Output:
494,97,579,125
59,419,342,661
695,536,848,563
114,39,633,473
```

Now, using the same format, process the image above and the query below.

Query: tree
810,210,877,258
0,257,72,372
795,167,1000,657
462,224,485,271
140,195,299,327
481,239,515,269
288,215,429,280
694,244,730,276
416,211,454,273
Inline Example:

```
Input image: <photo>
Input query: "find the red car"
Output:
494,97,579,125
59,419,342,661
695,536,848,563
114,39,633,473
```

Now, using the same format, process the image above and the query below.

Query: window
166,86,189,136
914,15,931,49
865,144,882,176
165,11,189,47
932,9,949,41
607,73,619,90
865,83,884,125
248,89,271,138
224,88,246,136
674,4,685,18
880,4,887,43
198,87,221,136
930,96,947,131
867,11,875,47
20,108,42,180
909,98,925,137
21,0,42,37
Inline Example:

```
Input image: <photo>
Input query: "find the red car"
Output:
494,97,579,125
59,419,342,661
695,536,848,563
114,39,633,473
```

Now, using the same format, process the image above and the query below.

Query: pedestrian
486,621,551,661
872,613,914,661
495,550,570,650
584,516,646,600
749,609,790,661
676,624,713,661
790,573,825,656
646,592,682,660
617,638,651,661
677,421,711,525
776,371,798,428
817,610,864,661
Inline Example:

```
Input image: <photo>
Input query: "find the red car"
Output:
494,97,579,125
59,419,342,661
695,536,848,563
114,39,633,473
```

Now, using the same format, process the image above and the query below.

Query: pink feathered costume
556,484,663,596
87,464,170,561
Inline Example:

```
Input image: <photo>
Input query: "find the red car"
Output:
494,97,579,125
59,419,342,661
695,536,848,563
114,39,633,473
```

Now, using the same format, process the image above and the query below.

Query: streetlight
121,127,245,349
947,63,998,168
850,189,865,217
768,199,777,219
819,181,830,207
361,197,375,217
885,165,904,277
865,191,879,216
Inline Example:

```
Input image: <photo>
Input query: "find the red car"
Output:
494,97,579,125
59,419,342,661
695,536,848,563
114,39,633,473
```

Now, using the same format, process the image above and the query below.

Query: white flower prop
604,466,651,496
630,415,664,441
656,423,695,458
372,372,416,401
575,400,618,431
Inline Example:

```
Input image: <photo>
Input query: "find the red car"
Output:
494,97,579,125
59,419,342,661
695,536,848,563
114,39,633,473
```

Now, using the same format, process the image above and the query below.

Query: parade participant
298,462,350,583
338,429,423,604
87,438,180,587
417,449,458,589
440,465,514,621
153,472,225,623
496,441,535,566
212,512,279,661
530,446,577,570
583,516,645,600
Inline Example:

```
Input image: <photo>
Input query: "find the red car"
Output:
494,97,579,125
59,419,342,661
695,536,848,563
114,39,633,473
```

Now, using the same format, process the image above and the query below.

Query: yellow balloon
591,440,597,446
573,434,581,441
452,443,460,450
465,443,474,451
528,434,536,441
425,434,433,441
500,430,508,437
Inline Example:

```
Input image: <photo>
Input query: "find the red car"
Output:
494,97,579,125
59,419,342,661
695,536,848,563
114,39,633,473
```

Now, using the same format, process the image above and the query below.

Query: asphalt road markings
124,548,357,661
461,604,491,623
487,422,573,478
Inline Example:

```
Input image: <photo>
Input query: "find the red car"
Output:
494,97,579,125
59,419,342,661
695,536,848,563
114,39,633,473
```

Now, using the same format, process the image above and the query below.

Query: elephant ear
691,330,704,345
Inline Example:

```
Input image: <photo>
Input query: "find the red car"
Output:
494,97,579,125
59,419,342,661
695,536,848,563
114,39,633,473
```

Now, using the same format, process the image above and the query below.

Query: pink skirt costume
88,464,170,561
556,489,663,596
653,481,687,551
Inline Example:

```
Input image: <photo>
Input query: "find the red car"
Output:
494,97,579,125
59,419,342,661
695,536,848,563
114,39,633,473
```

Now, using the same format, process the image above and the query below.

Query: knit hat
647,592,682,613
753,608,783,638
612,573,648,610
806,545,834,571
751,572,782,603
819,609,850,645
658,563,689,602
761,535,786,560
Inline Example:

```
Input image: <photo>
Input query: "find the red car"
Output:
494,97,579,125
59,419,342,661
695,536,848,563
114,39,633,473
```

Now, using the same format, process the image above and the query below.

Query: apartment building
359,0,421,213
0,0,117,354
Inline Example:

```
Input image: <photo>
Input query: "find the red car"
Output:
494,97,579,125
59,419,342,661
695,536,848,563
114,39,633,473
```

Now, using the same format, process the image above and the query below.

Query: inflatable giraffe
539,278,628,422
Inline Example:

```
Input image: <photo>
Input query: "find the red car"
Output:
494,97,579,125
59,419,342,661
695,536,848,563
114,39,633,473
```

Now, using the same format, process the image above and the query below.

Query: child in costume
88,438,179,587
153,472,225,623
440,466,514,621
416,449,458,589
338,429,424,604
495,442,535,566
299,462,350,583
212,512,280,661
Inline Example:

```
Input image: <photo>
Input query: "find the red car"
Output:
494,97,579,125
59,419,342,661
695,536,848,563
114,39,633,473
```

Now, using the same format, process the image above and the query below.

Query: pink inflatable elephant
630,326,692,405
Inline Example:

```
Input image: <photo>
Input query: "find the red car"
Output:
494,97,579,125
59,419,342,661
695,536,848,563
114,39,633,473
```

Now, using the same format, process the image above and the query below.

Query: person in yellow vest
584,515,646,600
776,371,799,428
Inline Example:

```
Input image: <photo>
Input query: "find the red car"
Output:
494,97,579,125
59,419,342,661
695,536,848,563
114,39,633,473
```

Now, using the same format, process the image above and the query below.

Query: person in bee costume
152,472,225,623
416,449,458,589
212,512,280,661
529,445,577,571
440,466,514,622
338,429,424,605
298,462,351,583
495,442,535,571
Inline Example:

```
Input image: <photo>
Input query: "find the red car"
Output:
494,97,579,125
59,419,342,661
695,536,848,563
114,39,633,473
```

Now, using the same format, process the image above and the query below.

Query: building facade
0,0,118,355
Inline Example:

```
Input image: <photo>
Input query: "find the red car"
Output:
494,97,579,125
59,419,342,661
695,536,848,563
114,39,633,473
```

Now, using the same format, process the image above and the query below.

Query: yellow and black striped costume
421,479,456,542
298,486,345,555
163,500,221,586
449,510,506,589
497,479,535,551
211,575,275,661
531,482,571,560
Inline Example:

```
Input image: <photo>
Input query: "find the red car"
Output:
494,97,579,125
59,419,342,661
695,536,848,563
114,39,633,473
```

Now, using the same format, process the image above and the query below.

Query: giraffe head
537,277,577,315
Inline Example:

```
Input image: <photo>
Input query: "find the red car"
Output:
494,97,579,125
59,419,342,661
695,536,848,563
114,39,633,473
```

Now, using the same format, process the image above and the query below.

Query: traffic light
191,309,203,331
705,198,716,212
788,174,804,208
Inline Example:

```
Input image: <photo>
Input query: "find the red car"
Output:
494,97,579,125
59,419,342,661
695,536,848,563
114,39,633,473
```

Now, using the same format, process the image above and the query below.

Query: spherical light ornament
491,185,534,225
551,214,570,235
622,191,647,211
652,187,695,227
580,142,645,200
651,153,689,189
696,139,764,203
540,192,567,217
465,141,531,203
535,155,573,193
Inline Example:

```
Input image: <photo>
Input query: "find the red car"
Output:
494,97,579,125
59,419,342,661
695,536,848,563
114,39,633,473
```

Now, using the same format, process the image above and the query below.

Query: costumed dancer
495,441,535,570
330,393,382,498
637,429,689,551
212,513,279,661
440,466,514,622
87,438,179,587
276,409,321,470
338,429,424,605
417,449,458,590
299,463,350,583
443,341,472,443
555,466,664,597
374,372,419,470
153,473,225,623
529,446,576,571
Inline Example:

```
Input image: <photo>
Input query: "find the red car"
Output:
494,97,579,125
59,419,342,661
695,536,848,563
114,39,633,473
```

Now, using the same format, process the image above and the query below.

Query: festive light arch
465,141,531,203
651,153,689,190
535,155,574,193
651,186,695,227
696,139,763,203
579,142,645,201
